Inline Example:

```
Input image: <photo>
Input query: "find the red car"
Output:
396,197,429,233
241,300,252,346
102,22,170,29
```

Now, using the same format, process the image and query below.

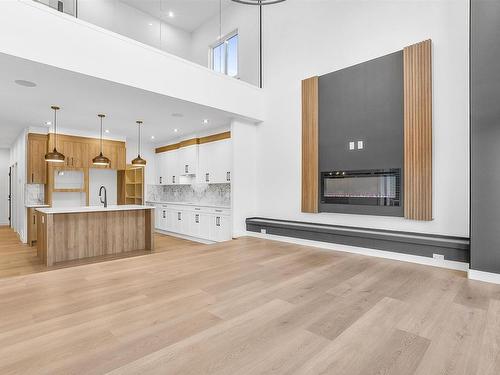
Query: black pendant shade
45,106,66,163
93,114,110,166
132,120,146,166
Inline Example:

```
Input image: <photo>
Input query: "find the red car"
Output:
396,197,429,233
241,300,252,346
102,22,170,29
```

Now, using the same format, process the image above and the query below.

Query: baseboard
468,269,500,285
154,229,214,245
245,231,469,272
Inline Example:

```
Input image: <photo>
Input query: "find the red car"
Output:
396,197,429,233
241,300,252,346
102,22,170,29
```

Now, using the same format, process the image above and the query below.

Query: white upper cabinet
198,139,232,184
177,144,198,177
165,149,179,184
156,137,231,185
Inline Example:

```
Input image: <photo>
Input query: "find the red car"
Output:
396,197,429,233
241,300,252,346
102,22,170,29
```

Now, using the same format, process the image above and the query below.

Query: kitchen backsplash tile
147,183,231,207
25,184,45,205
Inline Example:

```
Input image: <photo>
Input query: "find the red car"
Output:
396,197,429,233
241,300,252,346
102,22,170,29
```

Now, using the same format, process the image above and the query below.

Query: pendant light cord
138,122,141,156
100,116,103,154
53,108,57,150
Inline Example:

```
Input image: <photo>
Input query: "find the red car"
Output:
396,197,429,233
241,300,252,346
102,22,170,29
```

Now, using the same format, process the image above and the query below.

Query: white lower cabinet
153,203,231,242
209,214,231,242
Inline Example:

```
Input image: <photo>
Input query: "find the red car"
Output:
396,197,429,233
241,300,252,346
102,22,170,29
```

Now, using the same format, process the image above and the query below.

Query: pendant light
92,114,111,166
131,120,146,165
45,106,65,163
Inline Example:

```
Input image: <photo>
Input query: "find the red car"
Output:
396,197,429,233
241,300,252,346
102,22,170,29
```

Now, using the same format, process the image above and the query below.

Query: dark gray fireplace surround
246,218,470,263
318,51,404,216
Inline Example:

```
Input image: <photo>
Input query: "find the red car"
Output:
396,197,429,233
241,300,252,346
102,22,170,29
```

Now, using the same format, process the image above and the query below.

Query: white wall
0,149,10,225
0,0,264,122
78,0,192,60
231,119,257,237
89,169,117,206
190,3,260,87
252,0,469,237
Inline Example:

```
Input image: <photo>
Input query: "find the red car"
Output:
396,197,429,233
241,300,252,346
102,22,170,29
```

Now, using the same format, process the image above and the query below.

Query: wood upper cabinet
27,133,48,184
48,134,126,170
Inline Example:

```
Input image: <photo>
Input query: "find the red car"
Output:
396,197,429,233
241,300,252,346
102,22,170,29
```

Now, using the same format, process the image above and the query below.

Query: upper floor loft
0,0,265,122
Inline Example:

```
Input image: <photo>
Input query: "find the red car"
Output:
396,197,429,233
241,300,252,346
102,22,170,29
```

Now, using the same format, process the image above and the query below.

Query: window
211,31,238,78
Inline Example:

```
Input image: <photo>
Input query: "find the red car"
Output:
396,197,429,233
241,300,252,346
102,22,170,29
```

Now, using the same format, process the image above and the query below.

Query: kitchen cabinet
27,133,48,184
177,144,198,176
155,149,179,185
187,209,211,239
198,139,232,183
27,208,38,246
153,203,231,242
61,139,89,168
209,212,231,242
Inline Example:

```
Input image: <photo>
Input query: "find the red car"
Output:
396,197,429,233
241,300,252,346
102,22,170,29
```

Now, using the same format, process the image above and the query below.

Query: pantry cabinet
27,133,48,184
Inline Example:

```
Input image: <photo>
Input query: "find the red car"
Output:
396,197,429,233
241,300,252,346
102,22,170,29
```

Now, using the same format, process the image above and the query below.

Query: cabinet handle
227,171,231,181
195,208,201,211
162,210,166,219
195,214,199,223
178,212,181,221
31,173,34,183
206,173,209,183
172,176,175,184
159,176,162,184
216,217,220,227
185,165,188,173
33,215,36,225
215,209,222,213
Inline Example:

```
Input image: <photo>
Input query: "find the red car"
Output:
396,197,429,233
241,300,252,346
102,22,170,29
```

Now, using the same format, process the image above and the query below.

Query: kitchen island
36,205,155,266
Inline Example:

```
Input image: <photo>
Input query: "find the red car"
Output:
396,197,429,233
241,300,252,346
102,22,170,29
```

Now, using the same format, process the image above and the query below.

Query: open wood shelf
118,164,145,205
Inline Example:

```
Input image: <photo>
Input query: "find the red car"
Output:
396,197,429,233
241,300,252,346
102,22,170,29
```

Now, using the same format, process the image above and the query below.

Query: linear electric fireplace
320,169,402,215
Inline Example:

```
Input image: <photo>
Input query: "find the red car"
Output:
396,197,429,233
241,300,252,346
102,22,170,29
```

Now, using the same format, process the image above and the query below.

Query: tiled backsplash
25,184,45,205
147,183,231,207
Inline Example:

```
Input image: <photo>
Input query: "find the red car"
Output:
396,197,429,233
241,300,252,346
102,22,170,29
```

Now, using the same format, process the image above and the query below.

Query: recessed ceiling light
148,22,153,26
171,113,184,118
105,129,110,133
174,128,178,132
14,79,37,87
202,119,209,125
168,11,174,18
44,121,52,126
151,135,155,140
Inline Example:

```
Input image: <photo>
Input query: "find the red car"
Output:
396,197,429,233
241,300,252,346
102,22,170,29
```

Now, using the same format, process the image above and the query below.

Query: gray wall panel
318,51,404,215
471,0,500,273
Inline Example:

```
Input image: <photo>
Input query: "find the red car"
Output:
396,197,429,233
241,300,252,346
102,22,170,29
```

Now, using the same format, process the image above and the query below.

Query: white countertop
36,205,155,214
25,204,50,208
146,201,231,210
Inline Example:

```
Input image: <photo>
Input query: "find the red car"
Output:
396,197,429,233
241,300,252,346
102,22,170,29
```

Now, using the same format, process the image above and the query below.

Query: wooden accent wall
155,131,231,154
403,40,433,220
301,76,319,213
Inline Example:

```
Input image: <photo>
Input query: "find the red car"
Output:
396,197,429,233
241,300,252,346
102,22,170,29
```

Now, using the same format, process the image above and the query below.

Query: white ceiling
120,0,232,32
0,52,243,149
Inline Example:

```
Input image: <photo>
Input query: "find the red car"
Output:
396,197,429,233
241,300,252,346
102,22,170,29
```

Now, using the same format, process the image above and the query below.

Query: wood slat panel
302,76,319,213
403,40,433,221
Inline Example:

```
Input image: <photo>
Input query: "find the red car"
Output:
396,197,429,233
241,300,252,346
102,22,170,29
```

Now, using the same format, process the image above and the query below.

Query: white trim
242,231,469,272
155,229,214,245
468,269,500,285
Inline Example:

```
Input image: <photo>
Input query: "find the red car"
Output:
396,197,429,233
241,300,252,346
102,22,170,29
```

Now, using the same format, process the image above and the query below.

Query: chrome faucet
99,186,107,208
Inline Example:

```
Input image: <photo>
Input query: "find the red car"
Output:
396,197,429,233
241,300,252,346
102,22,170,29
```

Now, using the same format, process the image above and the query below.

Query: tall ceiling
0,52,245,149
120,0,232,32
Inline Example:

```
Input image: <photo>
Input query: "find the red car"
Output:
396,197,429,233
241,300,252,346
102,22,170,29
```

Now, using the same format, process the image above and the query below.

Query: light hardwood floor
0,230,500,374
0,225,200,279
